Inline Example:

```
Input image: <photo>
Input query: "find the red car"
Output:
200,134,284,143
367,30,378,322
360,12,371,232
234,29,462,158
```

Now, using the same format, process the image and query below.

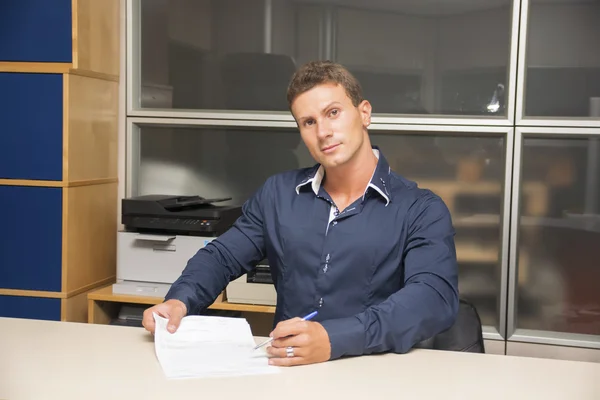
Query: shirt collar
295,146,391,206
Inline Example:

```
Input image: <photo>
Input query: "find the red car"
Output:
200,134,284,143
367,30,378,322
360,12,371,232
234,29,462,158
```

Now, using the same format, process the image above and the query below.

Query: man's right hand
142,299,187,334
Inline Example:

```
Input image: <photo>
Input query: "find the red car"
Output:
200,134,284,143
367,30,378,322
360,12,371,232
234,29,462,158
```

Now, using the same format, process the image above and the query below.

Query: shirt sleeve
163,179,271,315
320,192,459,360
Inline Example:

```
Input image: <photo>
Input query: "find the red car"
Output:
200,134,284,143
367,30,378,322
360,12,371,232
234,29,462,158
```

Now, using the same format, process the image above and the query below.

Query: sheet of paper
153,312,279,379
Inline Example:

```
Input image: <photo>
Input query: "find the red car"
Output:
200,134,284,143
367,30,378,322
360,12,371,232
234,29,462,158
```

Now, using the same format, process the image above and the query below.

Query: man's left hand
266,318,331,366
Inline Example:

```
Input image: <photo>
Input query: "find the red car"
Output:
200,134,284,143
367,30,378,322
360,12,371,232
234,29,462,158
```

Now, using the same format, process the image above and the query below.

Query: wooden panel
63,183,118,293
61,291,90,323
0,62,72,74
88,299,120,324
64,74,119,183
0,186,62,292
0,289,64,299
0,178,117,188
0,179,64,188
88,285,277,314
72,0,120,77
0,0,72,62
0,73,63,181
0,295,61,321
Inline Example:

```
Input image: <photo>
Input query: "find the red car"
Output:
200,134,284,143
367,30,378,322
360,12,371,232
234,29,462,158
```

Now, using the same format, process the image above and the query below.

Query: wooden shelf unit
0,0,120,323
87,285,276,325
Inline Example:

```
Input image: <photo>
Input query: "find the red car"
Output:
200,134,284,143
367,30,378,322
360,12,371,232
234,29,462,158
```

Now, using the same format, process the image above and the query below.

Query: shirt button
323,264,328,273
332,221,337,226
319,298,324,307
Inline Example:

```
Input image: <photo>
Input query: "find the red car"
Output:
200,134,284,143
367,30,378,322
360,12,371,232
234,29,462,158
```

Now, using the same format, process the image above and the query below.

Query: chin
320,154,348,168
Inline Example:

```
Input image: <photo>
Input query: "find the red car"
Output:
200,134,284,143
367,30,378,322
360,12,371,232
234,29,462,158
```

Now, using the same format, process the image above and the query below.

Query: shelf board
87,285,275,313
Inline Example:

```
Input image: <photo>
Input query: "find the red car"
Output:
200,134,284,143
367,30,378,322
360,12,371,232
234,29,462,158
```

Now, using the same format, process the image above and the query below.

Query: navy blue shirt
165,147,459,360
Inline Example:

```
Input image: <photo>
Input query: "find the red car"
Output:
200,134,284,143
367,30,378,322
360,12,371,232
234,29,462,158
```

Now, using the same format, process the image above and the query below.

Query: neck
323,145,378,199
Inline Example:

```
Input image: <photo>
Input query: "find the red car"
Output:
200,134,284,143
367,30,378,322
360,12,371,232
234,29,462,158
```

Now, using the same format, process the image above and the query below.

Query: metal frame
126,0,139,115
264,0,273,54
507,127,600,347
510,330,600,349
515,0,600,127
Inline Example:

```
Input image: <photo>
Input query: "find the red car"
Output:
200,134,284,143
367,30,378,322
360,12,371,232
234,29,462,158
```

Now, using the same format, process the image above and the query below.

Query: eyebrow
297,101,342,124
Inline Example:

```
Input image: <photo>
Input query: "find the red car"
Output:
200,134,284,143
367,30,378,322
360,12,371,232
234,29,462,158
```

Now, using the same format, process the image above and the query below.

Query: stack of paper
153,313,279,379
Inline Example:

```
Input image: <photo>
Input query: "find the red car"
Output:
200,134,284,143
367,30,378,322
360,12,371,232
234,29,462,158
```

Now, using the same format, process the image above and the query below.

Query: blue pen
253,311,318,350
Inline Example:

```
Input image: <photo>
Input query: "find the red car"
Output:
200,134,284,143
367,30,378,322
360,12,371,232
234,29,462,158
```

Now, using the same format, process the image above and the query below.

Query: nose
316,118,333,140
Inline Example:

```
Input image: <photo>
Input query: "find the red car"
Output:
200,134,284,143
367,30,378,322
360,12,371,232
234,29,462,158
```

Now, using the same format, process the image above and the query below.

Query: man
142,60,459,367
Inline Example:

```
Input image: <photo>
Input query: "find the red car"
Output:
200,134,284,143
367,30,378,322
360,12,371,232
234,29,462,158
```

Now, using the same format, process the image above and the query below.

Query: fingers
166,307,185,333
271,332,309,349
270,318,307,341
141,299,187,334
142,308,157,334
266,344,305,359
268,355,307,367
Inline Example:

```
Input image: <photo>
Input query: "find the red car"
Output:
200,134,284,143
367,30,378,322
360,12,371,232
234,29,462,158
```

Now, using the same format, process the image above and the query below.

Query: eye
304,119,315,127
329,109,339,117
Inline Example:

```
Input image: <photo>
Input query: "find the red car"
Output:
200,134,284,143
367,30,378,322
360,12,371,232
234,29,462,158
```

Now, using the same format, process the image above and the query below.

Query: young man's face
291,83,372,169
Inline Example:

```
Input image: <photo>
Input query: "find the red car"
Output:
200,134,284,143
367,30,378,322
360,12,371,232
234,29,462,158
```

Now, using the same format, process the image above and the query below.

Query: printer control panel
247,265,273,284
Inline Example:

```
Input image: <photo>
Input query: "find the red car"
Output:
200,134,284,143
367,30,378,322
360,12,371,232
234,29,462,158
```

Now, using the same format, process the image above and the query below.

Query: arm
163,181,270,315
320,193,459,359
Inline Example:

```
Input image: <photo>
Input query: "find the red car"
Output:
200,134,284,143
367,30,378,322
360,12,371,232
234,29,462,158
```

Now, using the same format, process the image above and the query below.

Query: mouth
321,144,340,153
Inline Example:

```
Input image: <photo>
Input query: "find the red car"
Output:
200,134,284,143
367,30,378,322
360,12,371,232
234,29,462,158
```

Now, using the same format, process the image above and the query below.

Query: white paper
152,312,279,379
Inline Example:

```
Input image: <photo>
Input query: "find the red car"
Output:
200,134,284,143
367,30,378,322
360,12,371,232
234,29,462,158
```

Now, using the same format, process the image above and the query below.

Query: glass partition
128,0,600,352
134,124,508,330
523,0,600,118
515,135,600,335
137,0,514,117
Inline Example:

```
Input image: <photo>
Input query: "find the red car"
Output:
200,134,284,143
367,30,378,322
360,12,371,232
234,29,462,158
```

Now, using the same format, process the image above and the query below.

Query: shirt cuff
164,289,193,315
320,316,365,360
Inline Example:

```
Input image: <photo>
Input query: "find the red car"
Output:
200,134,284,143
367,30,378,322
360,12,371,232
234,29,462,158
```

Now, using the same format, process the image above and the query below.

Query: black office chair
415,299,485,353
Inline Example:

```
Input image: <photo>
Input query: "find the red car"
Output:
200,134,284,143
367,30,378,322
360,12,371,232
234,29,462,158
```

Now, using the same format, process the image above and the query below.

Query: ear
358,100,372,128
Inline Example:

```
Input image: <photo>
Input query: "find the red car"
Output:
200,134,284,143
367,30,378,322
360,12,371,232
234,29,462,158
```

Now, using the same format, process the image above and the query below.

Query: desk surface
1,317,599,400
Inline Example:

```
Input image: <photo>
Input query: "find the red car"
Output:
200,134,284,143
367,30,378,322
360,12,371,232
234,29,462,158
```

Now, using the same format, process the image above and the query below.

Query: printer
226,259,277,306
113,195,242,298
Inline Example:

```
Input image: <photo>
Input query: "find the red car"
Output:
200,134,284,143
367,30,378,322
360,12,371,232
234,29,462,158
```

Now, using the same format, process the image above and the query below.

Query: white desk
0,317,598,400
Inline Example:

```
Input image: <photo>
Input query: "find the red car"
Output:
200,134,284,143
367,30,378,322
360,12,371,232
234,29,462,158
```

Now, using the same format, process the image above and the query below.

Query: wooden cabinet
0,295,62,321
0,0,72,63
0,0,120,322
0,186,62,292
0,73,63,180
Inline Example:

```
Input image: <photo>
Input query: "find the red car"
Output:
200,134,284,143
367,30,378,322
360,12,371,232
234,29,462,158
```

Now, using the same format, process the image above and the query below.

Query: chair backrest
415,299,485,353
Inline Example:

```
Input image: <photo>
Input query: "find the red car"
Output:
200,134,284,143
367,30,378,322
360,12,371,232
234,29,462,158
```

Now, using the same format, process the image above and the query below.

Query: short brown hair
286,60,364,109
